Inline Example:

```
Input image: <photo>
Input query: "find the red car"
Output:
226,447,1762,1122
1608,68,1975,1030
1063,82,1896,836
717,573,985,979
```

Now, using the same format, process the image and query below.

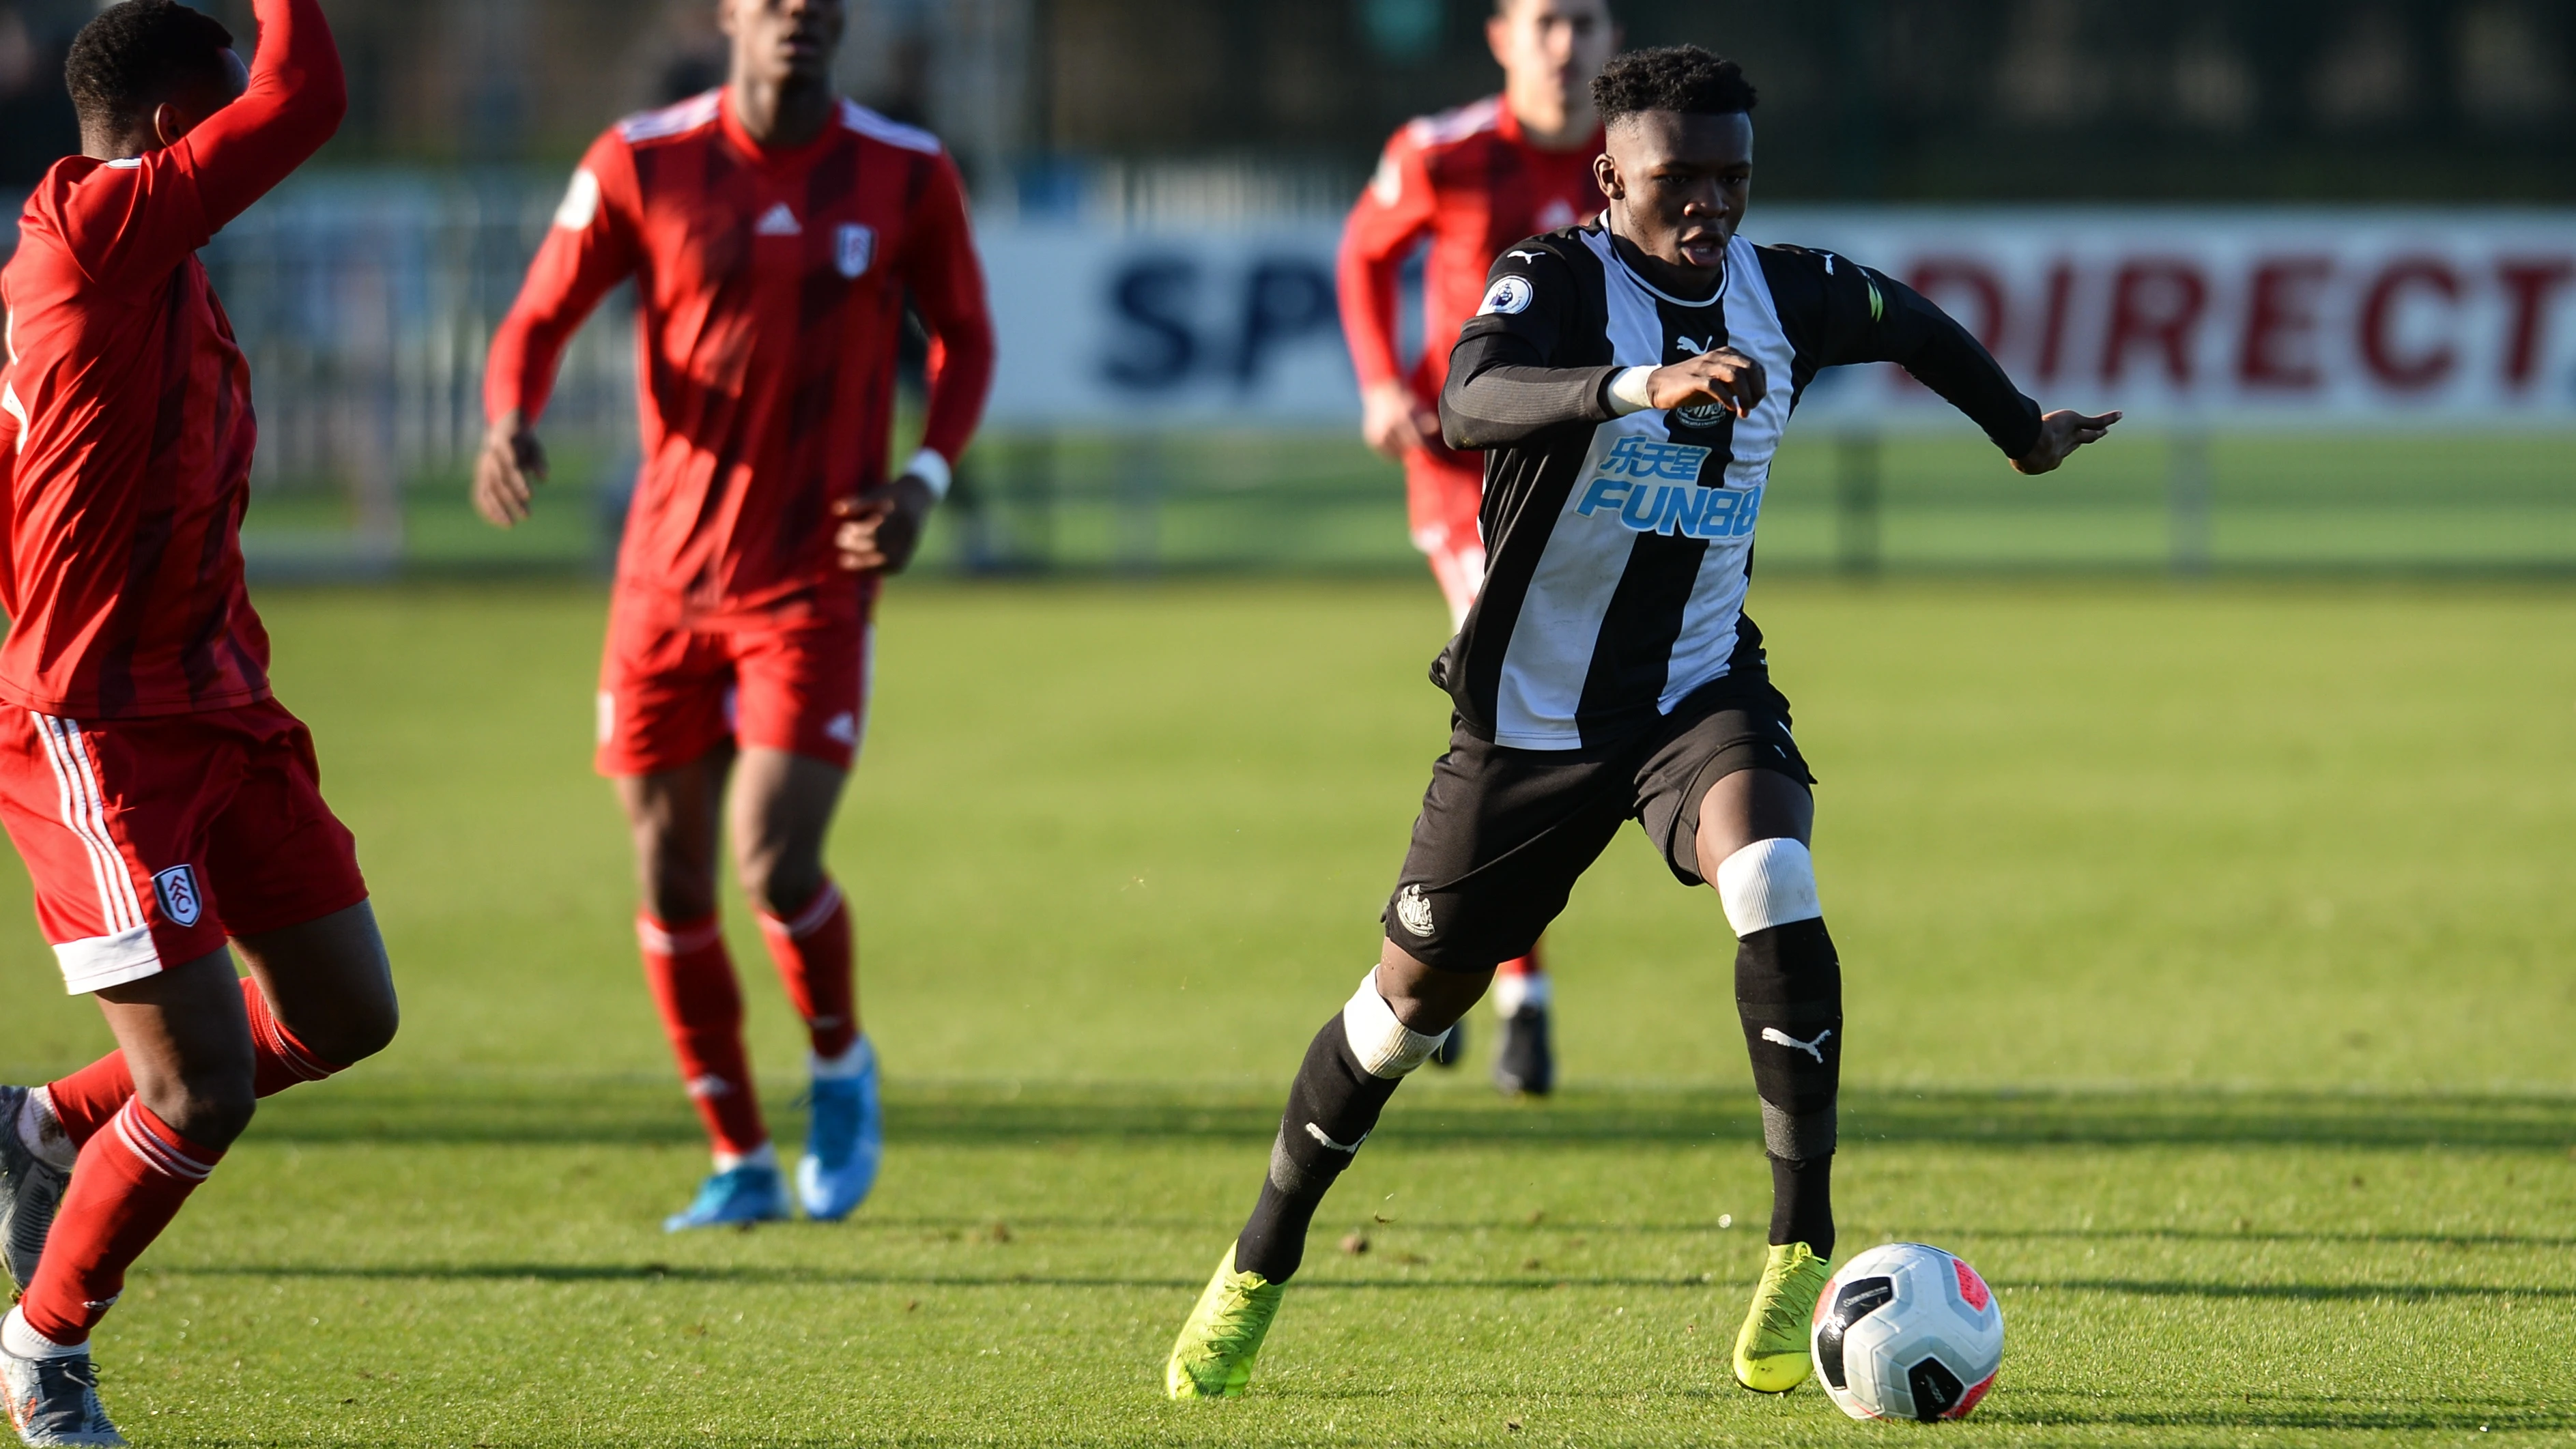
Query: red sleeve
55,0,343,291
1336,126,1439,393
484,134,643,425
899,153,994,466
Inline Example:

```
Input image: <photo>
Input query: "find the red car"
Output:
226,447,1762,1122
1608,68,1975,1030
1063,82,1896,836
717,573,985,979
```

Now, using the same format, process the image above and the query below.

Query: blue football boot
796,1037,881,1222
662,1161,791,1233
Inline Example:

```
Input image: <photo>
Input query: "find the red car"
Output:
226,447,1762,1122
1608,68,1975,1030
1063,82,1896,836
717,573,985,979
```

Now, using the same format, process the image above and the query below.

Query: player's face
720,0,845,86
1599,110,1753,275
1489,0,1618,108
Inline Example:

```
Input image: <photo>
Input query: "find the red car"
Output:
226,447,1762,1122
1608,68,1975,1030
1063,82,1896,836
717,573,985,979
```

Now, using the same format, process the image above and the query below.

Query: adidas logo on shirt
754,202,801,237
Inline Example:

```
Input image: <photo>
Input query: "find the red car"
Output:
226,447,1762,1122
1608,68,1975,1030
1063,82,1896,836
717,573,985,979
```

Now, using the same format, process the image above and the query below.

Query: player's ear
1593,151,1622,201
152,100,186,149
1485,10,1513,68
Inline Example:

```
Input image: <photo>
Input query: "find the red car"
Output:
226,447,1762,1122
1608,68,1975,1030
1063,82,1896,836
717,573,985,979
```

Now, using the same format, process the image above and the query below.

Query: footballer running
1167,46,2117,1400
1338,0,1623,1097
476,0,994,1230
0,2,399,1444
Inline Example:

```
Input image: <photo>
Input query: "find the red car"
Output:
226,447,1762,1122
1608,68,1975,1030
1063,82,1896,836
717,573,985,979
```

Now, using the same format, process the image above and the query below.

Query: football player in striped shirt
476,0,994,1231
1167,46,2115,1401
1337,0,1621,1097
0,2,398,1441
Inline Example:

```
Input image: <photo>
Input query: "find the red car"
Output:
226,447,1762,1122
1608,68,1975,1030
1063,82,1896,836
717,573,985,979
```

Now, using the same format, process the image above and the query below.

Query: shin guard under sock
39,977,348,1148
756,880,859,1061
1234,1018,1402,1283
20,1100,222,1343
1233,974,1448,1283
1736,917,1842,1259
638,914,768,1157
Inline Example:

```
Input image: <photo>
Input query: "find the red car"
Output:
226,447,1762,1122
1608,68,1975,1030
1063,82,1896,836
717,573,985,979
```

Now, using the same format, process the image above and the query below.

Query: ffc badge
153,864,203,928
835,223,876,279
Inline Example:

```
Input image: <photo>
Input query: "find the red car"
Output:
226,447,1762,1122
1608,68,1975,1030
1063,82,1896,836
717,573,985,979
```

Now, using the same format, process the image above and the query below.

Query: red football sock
1496,952,1541,977
19,1100,222,1344
40,977,347,1147
756,880,859,1060
638,914,767,1157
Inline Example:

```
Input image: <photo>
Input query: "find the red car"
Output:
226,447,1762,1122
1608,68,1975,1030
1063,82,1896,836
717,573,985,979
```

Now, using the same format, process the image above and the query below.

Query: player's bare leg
1696,768,1840,1392
728,747,878,1221
5,904,392,1293
618,750,784,1229
6,926,395,1445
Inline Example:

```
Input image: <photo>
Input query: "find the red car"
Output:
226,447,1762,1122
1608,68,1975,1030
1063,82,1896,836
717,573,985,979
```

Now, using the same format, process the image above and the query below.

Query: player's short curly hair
1592,44,1758,128
66,0,238,134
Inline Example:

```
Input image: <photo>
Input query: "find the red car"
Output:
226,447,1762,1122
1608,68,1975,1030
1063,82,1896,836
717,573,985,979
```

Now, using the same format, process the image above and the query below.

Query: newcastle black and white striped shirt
1433,225,2042,749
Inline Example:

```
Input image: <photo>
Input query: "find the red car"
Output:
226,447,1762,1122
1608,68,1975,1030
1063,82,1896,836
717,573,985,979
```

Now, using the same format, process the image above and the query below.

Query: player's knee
322,994,400,1065
141,1067,257,1150
1341,969,1458,1078
736,850,825,922
1716,837,1822,940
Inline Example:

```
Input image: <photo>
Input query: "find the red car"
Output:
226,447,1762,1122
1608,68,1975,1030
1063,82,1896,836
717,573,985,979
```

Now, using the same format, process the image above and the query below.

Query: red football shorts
595,597,876,777
1406,446,1489,629
0,700,369,994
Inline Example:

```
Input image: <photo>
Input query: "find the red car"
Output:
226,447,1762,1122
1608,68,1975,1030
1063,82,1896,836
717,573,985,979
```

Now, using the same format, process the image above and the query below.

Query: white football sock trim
1491,970,1550,1018
1716,837,1823,937
713,1142,779,1174
3,1306,83,1359
1341,970,1446,1079
811,1035,874,1081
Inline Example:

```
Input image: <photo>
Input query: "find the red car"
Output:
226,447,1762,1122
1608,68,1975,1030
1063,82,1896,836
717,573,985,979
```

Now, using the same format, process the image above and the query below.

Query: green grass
3,577,2573,1446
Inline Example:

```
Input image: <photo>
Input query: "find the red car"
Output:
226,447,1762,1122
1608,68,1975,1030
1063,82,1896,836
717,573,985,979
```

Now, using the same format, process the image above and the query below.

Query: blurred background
1,0,2570,578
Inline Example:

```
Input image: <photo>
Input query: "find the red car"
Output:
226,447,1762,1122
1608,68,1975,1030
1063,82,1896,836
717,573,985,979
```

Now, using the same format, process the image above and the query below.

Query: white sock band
1716,837,1823,938
3,1306,82,1359
812,1035,874,1082
1491,971,1550,1018
1341,971,1448,1080
713,1141,779,1175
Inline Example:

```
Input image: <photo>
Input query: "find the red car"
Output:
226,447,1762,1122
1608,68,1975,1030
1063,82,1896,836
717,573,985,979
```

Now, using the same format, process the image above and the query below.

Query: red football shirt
1338,97,1605,410
485,93,997,624
0,0,343,719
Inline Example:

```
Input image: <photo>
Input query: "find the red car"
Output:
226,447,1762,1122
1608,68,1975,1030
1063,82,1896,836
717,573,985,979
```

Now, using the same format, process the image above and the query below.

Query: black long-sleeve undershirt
1439,261,2043,460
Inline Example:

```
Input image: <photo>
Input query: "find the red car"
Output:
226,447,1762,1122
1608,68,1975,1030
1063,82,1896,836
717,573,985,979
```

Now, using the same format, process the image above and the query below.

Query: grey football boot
2,1338,124,1448
0,1087,70,1294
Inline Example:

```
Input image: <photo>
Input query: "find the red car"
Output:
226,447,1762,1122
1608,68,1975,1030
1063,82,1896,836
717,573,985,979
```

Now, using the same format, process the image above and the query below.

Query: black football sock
1736,916,1842,1260
1233,1013,1405,1284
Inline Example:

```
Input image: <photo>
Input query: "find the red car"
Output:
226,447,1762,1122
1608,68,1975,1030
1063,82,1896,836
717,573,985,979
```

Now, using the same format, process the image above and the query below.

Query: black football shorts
1380,674,1815,973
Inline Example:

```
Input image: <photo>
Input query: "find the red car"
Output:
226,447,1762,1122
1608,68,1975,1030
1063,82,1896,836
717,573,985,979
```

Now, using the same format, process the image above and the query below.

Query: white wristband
902,448,952,502
1606,365,1657,416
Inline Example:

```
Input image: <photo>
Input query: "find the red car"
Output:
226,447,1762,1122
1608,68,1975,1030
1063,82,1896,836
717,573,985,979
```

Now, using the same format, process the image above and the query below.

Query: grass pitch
3,577,2572,1446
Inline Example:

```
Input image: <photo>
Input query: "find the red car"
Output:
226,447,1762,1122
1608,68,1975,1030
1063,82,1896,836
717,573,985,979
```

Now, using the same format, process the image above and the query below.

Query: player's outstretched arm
182,0,346,234
1339,134,1441,459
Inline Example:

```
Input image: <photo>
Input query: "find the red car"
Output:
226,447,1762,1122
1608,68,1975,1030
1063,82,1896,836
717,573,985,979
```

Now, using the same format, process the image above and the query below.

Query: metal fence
6,176,2573,579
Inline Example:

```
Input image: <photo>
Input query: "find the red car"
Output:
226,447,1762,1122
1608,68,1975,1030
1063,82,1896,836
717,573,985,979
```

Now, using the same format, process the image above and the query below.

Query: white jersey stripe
1657,235,1796,715
33,715,142,934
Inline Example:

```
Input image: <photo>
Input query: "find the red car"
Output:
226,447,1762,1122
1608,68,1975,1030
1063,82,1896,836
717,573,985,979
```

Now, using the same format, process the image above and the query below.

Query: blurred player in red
1336,0,1618,1096
478,0,993,1231
0,1,399,1441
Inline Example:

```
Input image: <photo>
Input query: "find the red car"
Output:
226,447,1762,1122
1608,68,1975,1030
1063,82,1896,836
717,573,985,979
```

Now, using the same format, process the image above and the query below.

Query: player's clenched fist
1646,345,1766,418
2012,409,2122,476
831,474,938,574
472,412,547,527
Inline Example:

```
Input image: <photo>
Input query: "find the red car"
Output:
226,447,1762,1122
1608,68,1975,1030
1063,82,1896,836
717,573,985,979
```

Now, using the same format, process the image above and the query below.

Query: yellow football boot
1732,1241,1832,1393
1164,1246,1286,1399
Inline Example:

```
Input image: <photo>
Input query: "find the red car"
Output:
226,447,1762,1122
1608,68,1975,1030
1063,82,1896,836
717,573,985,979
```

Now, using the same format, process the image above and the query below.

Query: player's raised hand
2012,409,2122,475
472,413,547,528
832,473,938,575
1646,346,1766,418
1360,379,1442,459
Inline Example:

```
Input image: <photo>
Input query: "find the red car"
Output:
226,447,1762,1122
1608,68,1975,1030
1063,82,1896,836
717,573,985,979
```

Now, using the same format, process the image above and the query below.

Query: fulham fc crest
153,865,203,928
835,223,876,278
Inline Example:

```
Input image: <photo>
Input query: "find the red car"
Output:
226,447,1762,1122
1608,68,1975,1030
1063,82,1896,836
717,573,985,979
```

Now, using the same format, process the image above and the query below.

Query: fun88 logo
1576,437,1762,541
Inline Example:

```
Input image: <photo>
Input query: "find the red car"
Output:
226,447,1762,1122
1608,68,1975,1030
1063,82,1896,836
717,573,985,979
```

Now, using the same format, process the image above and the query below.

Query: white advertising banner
977,207,2576,433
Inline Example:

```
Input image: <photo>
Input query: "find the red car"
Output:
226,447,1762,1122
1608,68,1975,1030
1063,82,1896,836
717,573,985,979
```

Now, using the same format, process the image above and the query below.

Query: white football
1809,1242,2002,1421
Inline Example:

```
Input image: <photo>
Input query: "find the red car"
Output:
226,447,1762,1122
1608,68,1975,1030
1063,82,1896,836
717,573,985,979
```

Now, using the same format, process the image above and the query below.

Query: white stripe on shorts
32,713,145,933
